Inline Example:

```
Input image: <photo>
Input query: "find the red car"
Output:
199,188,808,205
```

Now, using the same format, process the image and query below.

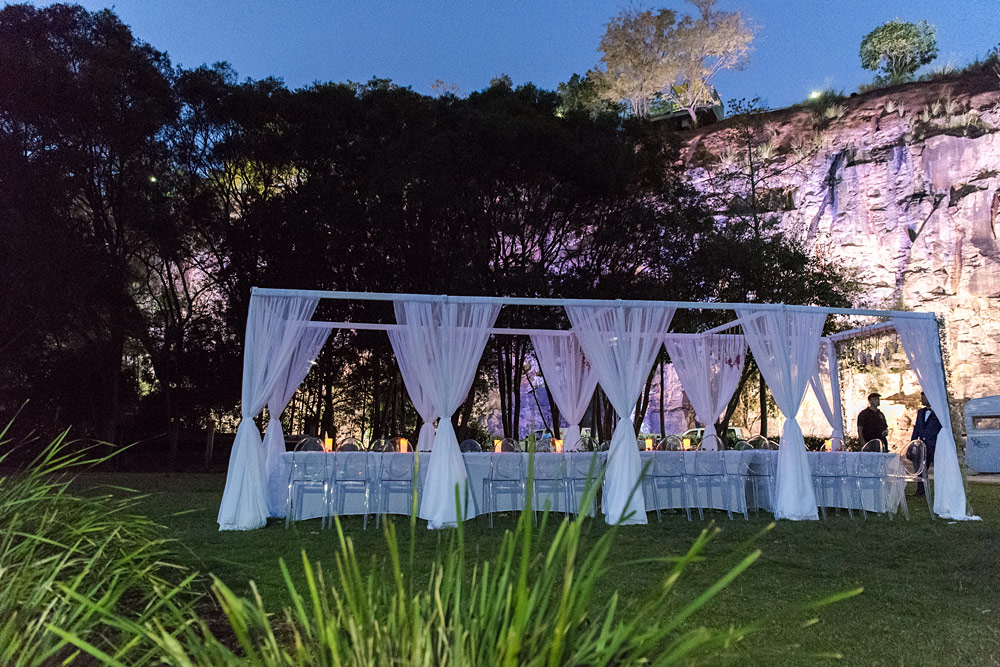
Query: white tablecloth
280,450,905,521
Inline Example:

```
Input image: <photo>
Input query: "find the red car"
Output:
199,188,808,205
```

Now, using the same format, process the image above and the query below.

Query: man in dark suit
910,392,942,496
857,392,888,450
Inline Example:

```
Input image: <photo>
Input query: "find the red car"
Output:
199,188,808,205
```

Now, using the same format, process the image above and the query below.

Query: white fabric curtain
263,326,331,517
566,304,675,525
390,299,501,529
218,294,320,530
529,333,598,451
892,316,978,520
809,339,846,448
663,333,747,451
736,307,826,520
389,327,439,452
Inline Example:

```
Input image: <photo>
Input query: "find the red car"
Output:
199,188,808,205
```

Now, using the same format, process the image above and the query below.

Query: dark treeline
0,4,854,465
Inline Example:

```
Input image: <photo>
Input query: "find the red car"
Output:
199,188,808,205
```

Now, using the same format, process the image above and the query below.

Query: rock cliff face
684,73,1000,440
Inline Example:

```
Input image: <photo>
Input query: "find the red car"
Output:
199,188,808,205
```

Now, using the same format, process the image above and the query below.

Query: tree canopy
860,18,938,84
595,0,754,123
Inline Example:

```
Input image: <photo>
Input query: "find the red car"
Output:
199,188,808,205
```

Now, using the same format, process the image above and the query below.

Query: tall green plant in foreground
63,463,858,666
0,421,196,666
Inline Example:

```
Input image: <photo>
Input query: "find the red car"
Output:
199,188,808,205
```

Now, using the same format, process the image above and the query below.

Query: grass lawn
76,472,1000,666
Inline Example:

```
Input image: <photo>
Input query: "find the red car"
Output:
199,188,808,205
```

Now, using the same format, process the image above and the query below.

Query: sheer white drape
218,294,320,530
391,299,501,529
566,304,675,525
529,333,598,451
663,334,747,451
809,339,846,448
737,307,825,520
263,326,331,517
892,316,978,520
388,326,439,452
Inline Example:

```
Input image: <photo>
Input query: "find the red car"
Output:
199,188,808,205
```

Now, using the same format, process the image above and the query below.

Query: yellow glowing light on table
554,439,563,453
645,438,654,451
400,438,409,453
682,437,692,450
823,439,832,451
494,438,502,453
323,436,333,452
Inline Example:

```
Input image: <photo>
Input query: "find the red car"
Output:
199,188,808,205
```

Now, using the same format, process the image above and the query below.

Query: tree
595,2,754,122
596,8,679,117
667,0,754,125
860,19,937,84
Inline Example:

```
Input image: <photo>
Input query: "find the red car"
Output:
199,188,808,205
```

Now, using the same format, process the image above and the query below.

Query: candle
400,438,409,453
494,438,502,453
645,438,653,451
323,436,333,452
682,438,691,450
554,439,563,453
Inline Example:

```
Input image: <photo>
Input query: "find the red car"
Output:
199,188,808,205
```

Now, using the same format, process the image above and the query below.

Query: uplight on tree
860,18,938,84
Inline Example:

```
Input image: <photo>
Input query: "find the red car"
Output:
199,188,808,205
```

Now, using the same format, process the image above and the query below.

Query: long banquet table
280,450,906,522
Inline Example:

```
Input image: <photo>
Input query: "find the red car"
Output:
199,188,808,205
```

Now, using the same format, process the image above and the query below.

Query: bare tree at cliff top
596,1,754,123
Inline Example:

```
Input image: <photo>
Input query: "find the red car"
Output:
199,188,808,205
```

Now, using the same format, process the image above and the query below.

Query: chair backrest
500,437,520,453
295,436,325,452
735,439,752,451
338,436,362,452
336,452,373,481
491,454,523,480
657,435,683,451
812,451,847,475
653,451,687,476
382,454,415,480
386,437,405,452
578,436,599,452
901,439,926,477
531,454,564,480
459,439,483,453
598,440,611,452
369,438,390,452
566,453,603,480
861,439,885,453
291,450,327,480
856,452,888,477
692,450,725,475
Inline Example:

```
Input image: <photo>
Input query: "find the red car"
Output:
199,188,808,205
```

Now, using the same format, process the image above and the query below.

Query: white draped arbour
217,287,977,531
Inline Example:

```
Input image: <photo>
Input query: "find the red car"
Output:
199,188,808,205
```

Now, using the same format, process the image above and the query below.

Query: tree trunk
658,359,665,436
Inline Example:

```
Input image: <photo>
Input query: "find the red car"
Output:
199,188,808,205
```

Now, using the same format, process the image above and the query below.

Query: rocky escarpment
684,72,1000,437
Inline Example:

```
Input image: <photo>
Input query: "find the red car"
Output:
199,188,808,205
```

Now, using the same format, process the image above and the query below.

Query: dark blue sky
70,0,998,110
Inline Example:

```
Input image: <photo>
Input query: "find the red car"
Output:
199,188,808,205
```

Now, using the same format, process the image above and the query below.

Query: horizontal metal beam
253,286,939,321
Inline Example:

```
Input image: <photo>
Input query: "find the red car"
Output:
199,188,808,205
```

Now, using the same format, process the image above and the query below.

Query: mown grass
76,472,1000,666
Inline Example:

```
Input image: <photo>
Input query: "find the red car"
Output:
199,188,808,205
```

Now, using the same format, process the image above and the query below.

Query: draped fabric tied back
529,333,599,452
892,316,979,520
390,299,501,529
218,294,320,530
736,307,825,521
663,333,747,451
262,326,331,517
809,339,845,448
566,304,675,525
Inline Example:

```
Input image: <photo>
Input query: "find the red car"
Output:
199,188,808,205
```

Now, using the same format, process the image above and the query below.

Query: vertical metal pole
827,338,846,449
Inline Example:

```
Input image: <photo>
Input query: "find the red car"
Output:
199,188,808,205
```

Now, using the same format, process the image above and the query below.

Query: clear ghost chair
531,454,567,522
735,445,774,514
861,439,886,453
893,439,930,519
333,451,378,529
285,444,331,529
855,452,893,519
811,452,854,519
376,453,417,528
689,450,736,520
459,438,483,452
369,438,390,452
483,454,525,527
578,436,600,452
565,452,602,516
643,450,692,521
